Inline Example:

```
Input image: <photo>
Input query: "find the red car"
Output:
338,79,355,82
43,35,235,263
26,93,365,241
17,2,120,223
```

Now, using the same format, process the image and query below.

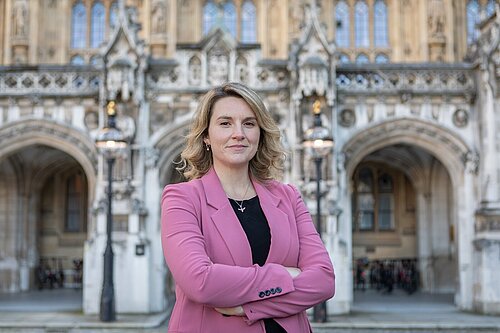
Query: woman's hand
285,266,301,278
214,306,245,317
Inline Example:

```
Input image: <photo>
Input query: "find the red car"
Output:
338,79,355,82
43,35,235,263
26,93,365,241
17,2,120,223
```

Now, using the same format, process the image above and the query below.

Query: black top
229,196,287,333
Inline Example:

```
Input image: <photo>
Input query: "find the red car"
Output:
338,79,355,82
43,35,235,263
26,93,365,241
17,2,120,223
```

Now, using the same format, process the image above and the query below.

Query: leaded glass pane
110,1,118,29
223,1,237,37
466,0,480,44
374,0,388,47
336,1,350,47
355,0,369,47
65,174,82,232
485,0,495,17
358,194,375,230
241,0,256,43
375,53,389,63
339,53,350,63
203,1,217,35
378,173,393,192
378,193,394,230
70,55,85,65
356,53,369,64
357,168,373,192
91,2,105,48
71,2,86,49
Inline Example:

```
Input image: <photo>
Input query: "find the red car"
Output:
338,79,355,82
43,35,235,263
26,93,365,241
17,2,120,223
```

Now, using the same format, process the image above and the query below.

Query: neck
213,164,253,199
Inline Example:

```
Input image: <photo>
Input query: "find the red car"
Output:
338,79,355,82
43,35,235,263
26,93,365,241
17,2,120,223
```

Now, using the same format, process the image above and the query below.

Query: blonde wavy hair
179,82,285,182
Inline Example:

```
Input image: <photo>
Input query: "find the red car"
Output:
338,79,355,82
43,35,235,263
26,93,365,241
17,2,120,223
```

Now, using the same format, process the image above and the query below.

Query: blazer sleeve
161,183,295,308
241,184,335,324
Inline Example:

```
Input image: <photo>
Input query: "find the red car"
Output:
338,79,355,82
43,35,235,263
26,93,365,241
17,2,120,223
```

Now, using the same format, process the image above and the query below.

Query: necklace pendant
238,206,246,213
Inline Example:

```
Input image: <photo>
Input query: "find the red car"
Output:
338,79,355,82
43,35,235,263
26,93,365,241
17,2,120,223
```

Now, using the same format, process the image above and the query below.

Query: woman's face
204,96,260,172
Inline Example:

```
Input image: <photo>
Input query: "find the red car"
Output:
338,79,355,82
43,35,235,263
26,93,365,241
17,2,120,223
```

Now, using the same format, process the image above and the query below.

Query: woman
161,82,335,333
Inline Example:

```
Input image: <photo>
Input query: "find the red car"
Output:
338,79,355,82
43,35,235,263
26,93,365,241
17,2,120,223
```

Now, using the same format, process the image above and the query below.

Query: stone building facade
0,0,499,316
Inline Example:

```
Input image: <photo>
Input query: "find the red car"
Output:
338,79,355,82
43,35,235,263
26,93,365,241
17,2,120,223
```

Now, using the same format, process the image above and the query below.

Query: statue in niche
208,53,229,85
152,2,166,34
428,0,445,38
236,57,248,83
107,66,135,101
12,0,28,38
188,57,202,85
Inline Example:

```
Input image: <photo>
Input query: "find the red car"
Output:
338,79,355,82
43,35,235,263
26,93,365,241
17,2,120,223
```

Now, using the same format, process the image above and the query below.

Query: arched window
377,173,394,230
356,168,375,230
335,0,350,47
485,0,495,17
71,2,87,49
90,55,103,66
374,0,388,47
355,0,369,47
91,2,106,48
339,53,351,63
356,53,369,64
110,1,118,29
241,0,256,43
223,1,237,37
70,55,85,65
375,53,389,63
466,0,480,44
203,0,218,35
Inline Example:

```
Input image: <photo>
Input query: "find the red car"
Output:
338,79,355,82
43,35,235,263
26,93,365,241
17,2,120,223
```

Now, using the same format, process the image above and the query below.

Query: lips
227,144,247,151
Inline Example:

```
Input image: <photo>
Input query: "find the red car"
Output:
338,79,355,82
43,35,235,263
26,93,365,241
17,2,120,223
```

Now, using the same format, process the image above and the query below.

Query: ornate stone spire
289,0,336,105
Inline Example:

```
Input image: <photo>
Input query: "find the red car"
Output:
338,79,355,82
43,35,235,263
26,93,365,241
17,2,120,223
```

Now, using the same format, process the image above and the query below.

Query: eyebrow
216,116,257,121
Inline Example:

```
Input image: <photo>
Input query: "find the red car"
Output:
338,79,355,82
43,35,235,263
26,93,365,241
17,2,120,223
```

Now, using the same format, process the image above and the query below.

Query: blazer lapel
253,180,292,264
201,169,253,267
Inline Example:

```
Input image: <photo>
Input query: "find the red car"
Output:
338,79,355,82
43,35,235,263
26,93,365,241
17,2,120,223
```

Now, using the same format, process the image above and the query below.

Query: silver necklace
232,182,251,213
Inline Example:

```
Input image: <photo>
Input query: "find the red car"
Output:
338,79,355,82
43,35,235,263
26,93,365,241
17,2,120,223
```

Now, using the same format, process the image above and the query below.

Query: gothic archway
341,118,477,311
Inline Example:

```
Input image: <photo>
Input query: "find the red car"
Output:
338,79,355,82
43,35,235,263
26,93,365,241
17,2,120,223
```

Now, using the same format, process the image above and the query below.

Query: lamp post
95,101,128,322
302,100,334,323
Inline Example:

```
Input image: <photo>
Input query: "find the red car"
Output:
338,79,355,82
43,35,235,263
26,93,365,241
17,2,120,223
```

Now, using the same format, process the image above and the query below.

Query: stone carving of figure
188,56,202,85
428,0,445,38
208,53,229,85
107,67,134,101
12,0,27,38
152,2,166,34
452,109,469,128
236,57,248,83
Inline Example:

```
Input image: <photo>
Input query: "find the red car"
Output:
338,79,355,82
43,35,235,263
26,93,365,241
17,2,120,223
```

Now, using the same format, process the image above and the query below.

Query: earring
205,143,210,151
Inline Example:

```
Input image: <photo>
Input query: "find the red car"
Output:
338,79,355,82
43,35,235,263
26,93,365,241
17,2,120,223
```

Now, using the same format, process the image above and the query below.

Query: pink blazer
161,168,335,333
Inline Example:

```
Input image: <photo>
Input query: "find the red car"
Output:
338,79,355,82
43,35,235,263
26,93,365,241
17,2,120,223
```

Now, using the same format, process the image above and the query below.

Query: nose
232,123,245,140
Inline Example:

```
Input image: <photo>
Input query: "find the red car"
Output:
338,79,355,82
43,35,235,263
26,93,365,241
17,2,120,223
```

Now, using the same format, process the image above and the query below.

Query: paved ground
1,288,500,332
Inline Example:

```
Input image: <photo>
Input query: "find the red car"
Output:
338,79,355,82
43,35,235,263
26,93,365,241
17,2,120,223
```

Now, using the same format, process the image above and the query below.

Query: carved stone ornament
131,198,148,216
463,150,479,174
452,109,469,128
339,109,356,127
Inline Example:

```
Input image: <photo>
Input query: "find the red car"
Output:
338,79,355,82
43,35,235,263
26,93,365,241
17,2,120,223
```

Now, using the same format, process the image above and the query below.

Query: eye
244,121,256,127
219,121,231,126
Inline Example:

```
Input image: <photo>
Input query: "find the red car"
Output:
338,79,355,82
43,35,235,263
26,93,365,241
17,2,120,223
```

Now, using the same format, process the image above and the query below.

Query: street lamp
95,100,128,322
302,100,334,323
